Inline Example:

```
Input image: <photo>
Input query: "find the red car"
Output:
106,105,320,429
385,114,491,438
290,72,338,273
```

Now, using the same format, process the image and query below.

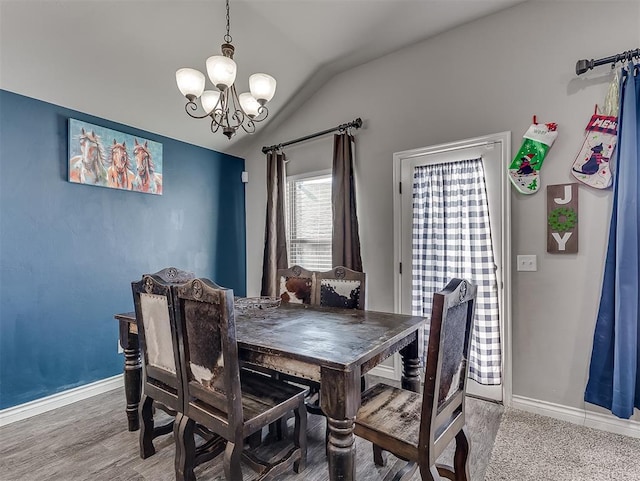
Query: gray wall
240,0,640,420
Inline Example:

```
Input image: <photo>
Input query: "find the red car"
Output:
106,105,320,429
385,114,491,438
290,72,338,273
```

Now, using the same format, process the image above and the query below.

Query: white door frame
388,132,512,405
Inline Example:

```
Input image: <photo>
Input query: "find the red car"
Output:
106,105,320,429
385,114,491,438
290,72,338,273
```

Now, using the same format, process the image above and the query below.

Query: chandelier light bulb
175,68,205,100
206,55,237,91
238,93,261,118
249,73,276,105
201,90,221,114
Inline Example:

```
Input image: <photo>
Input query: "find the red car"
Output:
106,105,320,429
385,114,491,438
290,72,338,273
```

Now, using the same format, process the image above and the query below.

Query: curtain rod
576,48,639,75
261,117,362,154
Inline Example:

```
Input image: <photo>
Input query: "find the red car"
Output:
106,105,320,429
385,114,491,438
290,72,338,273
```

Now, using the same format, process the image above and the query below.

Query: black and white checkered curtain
412,158,501,385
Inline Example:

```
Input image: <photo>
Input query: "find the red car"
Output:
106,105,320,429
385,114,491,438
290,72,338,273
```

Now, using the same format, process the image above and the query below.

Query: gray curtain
332,132,363,272
261,151,289,297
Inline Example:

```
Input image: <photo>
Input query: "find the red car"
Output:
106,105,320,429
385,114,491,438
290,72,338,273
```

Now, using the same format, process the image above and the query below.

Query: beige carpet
484,408,640,481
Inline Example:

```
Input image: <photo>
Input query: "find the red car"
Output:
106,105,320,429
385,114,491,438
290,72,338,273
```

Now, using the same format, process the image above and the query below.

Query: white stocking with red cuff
571,114,617,189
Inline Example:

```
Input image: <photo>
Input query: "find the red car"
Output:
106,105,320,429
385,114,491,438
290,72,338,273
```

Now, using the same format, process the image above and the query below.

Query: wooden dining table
115,301,426,481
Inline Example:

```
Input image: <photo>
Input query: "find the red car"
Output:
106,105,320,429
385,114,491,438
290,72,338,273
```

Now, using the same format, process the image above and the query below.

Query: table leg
400,331,421,393
320,367,360,481
119,321,142,431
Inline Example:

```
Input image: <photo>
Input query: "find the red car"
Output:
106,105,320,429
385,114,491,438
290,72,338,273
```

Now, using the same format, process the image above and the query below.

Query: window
286,172,332,270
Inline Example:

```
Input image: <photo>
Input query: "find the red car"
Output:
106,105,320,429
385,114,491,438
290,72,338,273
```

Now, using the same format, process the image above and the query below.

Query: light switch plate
517,254,537,272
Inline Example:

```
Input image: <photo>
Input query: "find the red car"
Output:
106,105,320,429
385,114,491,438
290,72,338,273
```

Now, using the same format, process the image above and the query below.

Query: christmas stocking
508,122,558,194
571,115,617,189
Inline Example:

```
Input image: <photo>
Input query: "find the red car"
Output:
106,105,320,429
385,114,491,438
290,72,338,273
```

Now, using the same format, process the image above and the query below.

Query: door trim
391,132,512,405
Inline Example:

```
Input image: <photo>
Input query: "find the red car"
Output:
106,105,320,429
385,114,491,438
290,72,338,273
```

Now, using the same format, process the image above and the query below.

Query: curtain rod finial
576,59,591,75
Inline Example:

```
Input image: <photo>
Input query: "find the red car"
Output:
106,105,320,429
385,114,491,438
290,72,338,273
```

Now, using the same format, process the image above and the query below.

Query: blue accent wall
0,90,246,409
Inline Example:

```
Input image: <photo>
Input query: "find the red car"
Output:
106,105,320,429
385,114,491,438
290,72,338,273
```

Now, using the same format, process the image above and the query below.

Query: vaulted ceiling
0,0,524,155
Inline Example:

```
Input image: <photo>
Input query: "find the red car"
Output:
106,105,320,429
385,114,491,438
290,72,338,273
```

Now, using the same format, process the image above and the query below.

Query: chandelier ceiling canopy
175,0,276,139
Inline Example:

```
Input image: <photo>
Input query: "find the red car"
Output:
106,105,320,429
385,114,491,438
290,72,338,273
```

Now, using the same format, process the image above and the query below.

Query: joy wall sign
547,183,578,254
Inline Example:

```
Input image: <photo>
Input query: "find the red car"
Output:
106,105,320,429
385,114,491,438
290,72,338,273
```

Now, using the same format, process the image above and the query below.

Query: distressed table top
116,303,426,372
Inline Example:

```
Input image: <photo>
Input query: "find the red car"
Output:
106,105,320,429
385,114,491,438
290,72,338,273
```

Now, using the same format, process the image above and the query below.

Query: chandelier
175,0,276,139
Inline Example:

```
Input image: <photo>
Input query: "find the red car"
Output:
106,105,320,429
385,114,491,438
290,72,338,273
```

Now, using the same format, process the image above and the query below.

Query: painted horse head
133,139,156,180
78,128,107,183
108,140,134,189
132,138,162,194
111,140,131,174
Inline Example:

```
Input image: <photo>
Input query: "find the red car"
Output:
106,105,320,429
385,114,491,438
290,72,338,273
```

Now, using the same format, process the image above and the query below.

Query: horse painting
107,140,135,190
68,119,163,194
132,139,162,194
69,128,108,185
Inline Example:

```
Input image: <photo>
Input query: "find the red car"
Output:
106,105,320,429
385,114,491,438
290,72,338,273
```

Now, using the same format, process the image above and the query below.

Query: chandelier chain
224,0,232,44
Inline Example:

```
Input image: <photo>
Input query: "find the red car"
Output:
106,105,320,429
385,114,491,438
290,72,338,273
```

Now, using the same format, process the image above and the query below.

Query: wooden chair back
420,278,477,464
131,273,184,410
173,278,243,435
316,266,366,310
172,279,309,480
277,265,316,305
148,266,195,284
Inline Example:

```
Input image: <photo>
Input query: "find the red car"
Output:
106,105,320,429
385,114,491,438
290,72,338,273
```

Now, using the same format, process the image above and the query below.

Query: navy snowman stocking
570,114,617,189
571,70,620,190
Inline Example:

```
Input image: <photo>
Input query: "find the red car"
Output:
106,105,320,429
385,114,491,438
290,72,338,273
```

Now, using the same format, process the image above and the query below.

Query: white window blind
286,173,332,270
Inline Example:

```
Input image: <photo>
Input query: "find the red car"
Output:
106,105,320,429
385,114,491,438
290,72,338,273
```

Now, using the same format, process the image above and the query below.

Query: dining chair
354,278,477,481
315,265,366,310
131,272,187,459
172,277,308,481
277,265,315,304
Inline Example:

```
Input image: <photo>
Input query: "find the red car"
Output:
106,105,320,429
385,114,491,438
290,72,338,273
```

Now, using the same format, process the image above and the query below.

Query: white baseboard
511,394,640,439
0,375,124,427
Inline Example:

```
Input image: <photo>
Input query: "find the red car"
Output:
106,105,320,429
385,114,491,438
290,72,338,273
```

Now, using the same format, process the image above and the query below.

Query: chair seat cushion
355,383,421,459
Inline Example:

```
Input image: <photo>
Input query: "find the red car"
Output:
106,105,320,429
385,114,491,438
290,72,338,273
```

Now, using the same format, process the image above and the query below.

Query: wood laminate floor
0,381,503,481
